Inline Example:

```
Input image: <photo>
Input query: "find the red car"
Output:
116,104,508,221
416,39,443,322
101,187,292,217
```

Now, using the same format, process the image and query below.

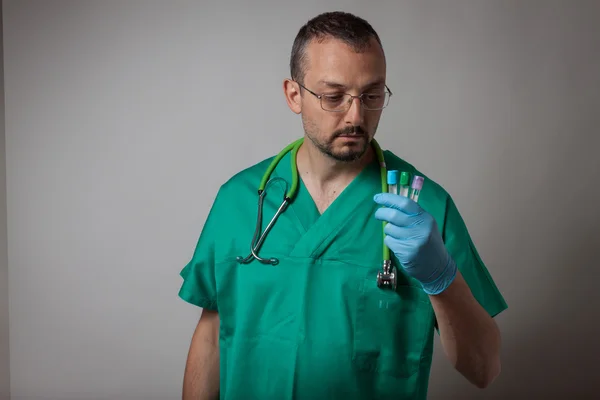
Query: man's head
284,12,390,162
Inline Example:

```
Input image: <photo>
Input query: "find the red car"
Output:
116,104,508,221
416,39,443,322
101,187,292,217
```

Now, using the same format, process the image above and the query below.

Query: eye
323,94,345,102
365,94,382,101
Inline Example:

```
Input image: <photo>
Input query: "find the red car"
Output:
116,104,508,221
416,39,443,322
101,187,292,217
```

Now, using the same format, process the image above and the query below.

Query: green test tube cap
400,172,410,185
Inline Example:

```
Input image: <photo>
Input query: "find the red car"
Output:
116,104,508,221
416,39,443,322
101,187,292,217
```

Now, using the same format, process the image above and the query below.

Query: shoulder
215,155,276,199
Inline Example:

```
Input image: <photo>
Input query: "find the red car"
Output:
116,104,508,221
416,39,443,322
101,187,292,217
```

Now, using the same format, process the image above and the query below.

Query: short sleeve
443,196,508,318
178,189,224,311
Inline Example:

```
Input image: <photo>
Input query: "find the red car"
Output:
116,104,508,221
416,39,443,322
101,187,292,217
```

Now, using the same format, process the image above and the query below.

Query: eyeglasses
296,82,392,112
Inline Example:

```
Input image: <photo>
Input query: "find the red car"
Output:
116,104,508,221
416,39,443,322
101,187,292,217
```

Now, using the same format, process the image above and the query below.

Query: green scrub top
179,144,507,400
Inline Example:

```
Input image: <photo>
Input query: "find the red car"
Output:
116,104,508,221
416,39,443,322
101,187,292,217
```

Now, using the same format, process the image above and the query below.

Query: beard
302,116,374,162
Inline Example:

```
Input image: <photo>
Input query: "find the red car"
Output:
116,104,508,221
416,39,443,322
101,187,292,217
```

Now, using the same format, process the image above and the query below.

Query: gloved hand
373,193,457,295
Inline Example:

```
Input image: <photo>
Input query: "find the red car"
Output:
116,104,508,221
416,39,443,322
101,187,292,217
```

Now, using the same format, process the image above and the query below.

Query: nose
345,96,364,126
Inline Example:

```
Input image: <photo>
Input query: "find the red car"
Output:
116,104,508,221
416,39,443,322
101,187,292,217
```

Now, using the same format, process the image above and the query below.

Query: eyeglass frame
294,81,393,112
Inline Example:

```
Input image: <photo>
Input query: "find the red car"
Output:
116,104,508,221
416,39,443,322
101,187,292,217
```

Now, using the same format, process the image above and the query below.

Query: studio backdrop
2,1,599,399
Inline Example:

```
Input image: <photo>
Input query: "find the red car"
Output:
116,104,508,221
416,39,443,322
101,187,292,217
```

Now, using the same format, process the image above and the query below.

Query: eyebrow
317,78,386,91
317,80,347,89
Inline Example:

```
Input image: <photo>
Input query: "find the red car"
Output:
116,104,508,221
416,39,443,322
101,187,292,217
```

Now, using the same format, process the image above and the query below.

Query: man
179,11,507,400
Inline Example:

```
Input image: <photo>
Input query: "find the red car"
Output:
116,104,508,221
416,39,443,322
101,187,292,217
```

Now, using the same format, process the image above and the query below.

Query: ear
283,79,302,114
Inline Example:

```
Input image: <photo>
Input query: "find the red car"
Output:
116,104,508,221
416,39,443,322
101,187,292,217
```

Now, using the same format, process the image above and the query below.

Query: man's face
299,37,387,162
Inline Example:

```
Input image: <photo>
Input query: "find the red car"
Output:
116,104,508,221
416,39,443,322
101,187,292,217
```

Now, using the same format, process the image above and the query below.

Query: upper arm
183,309,220,400
196,309,220,339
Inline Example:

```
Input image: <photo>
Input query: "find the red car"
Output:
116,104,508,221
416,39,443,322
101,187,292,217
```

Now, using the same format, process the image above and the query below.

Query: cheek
305,111,341,134
365,112,382,130
322,117,343,132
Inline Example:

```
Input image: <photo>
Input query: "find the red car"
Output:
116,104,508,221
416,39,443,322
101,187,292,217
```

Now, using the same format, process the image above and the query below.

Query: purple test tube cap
411,175,424,190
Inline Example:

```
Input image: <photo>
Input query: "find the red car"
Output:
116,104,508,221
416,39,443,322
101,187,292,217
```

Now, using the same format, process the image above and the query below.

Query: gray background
1,0,600,399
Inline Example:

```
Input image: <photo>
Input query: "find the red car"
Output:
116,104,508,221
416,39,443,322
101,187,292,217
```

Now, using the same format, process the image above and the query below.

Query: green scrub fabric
179,145,507,400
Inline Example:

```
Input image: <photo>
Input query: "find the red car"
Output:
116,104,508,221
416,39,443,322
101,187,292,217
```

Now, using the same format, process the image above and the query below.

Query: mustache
333,126,367,137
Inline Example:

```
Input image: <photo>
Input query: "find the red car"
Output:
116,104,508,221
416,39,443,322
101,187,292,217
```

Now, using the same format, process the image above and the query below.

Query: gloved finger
373,193,422,216
383,235,420,262
384,220,426,240
374,207,421,227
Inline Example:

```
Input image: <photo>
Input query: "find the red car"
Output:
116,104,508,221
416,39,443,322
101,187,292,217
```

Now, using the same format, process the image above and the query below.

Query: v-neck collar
272,147,382,259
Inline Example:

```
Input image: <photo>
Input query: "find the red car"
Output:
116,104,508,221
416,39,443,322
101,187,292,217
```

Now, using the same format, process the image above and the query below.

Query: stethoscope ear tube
237,139,303,265
236,190,289,266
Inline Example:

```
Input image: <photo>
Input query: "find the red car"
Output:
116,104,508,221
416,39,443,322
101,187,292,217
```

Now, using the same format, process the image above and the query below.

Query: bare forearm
183,310,220,400
429,271,501,388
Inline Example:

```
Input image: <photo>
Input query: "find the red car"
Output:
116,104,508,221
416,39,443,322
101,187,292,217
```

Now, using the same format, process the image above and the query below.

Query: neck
296,138,375,190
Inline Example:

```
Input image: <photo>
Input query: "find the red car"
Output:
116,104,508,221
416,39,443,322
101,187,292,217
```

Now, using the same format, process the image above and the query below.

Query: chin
330,144,368,162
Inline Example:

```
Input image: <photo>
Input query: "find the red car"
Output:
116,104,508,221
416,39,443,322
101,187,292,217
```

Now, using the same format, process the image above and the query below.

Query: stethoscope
236,137,397,290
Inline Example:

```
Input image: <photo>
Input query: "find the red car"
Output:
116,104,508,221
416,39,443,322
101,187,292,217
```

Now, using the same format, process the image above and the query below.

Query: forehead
302,36,386,88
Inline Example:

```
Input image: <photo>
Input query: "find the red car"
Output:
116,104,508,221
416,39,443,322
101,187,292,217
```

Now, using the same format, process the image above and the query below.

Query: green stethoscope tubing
258,138,303,199
239,137,390,266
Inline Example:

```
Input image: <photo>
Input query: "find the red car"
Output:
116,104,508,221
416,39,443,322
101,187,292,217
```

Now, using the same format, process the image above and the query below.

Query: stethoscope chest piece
376,260,397,290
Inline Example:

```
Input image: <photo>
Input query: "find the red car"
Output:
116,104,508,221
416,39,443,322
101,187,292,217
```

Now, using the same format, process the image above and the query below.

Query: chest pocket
352,266,434,379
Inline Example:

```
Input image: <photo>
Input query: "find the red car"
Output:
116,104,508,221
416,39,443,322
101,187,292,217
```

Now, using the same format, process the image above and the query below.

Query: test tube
410,176,424,202
399,172,410,197
387,170,399,195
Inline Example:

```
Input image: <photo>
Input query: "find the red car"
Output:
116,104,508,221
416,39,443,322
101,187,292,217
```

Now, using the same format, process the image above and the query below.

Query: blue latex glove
373,193,457,295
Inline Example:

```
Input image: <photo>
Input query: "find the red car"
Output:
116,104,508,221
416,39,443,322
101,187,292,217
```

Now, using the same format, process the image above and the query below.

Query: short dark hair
290,11,384,84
